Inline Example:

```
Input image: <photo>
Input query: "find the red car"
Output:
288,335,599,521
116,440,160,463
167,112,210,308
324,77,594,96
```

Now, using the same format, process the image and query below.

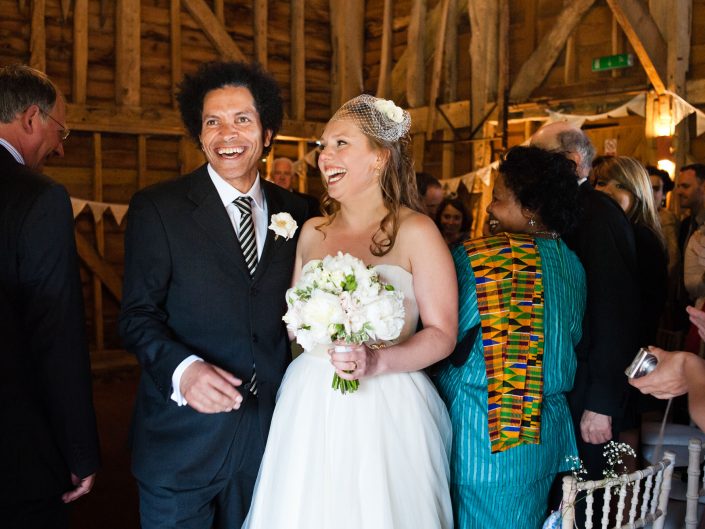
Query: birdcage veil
329,94,411,143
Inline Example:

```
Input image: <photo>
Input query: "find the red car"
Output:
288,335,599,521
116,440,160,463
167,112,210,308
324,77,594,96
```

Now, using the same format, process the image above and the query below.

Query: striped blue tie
233,196,258,276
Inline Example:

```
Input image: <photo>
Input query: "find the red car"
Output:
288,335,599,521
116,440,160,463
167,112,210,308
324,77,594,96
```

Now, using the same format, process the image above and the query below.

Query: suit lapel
254,180,287,281
187,167,251,279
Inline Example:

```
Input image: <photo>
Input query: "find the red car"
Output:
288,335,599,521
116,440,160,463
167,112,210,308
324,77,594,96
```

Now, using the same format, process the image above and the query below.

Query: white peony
364,291,405,340
268,212,298,240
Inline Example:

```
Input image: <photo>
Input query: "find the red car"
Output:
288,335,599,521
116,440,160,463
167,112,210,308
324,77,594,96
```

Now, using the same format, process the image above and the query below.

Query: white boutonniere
374,98,405,124
269,212,298,240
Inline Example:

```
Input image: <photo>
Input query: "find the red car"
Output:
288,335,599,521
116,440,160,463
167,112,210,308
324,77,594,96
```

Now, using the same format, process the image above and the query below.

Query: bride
242,94,457,529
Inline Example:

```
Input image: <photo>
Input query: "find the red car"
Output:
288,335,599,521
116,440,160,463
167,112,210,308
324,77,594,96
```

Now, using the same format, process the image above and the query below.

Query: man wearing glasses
0,64,99,529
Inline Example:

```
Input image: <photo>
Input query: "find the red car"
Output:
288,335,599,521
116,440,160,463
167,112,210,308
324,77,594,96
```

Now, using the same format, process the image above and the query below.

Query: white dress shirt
0,139,25,164
171,167,269,405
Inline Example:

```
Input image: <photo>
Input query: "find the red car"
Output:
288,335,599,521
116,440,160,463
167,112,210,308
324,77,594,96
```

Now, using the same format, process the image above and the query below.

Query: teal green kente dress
435,237,586,529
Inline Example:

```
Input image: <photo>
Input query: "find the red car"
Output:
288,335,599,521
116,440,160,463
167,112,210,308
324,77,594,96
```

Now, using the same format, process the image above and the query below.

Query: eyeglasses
38,107,70,142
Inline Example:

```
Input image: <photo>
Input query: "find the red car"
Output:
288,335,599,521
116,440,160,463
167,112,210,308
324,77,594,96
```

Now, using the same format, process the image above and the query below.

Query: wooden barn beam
407,0,427,108
29,0,46,72
254,0,267,67
116,0,141,106
497,0,510,150
468,0,498,131
170,0,182,109
392,0,469,104
72,0,88,104
510,0,596,102
291,0,306,120
75,231,123,301
376,0,394,99
425,0,451,138
666,0,691,94
605,0,667,94
563,0,578,85
65,104,324,139
329,1,364,111
442,0,458,180
182,0,246,62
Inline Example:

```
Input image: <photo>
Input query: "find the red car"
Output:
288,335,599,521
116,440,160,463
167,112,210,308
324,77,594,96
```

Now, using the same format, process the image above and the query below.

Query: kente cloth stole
464,233,545,453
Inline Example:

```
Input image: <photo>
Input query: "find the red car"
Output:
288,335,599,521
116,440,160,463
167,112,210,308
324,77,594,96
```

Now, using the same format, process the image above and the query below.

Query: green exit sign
592,53,634,72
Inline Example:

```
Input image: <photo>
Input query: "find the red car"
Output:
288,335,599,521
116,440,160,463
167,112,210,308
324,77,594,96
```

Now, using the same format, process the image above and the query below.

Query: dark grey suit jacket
119,165,308,487
0,146,100,504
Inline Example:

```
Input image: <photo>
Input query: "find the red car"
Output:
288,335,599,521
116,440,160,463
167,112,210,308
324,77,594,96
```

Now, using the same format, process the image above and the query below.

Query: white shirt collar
207,165,266,211
0,138,25,165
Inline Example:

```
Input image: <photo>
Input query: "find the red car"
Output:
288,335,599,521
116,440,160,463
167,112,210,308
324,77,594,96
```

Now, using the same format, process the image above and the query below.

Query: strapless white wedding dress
242,264,453,529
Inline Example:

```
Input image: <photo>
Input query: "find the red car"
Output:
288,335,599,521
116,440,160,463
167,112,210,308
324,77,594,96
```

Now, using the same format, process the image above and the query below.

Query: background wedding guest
592,156,667,347
677,163,705,251
436,146,585,529
591,155,667,469
647,165,678,276
0,64,100,529
435,196,472,248
244,94,456,529
119,61,308,529
530,122,640,524
672,164,705,347
269,156,320,217
416,171,444,217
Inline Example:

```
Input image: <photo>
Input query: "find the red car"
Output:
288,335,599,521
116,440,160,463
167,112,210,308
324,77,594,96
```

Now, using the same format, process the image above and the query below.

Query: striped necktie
233,196,259,395
233,196,258,276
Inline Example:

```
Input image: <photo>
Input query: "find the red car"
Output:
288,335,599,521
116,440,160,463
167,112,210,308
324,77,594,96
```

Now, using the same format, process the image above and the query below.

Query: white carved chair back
561,450,675,529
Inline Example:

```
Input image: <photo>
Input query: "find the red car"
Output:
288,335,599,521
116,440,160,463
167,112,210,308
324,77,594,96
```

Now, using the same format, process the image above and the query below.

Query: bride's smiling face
318,118,381,201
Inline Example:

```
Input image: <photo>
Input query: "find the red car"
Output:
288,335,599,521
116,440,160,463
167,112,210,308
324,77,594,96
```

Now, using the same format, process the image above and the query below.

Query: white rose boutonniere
269,212,298,240
374,99,405,124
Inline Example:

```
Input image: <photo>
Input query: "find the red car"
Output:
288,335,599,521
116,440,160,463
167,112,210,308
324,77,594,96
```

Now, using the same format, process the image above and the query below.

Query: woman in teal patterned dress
435,146,586,529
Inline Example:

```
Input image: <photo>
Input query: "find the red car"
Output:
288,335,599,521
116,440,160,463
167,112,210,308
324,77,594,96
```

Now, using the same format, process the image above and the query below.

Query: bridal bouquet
283,252,405,394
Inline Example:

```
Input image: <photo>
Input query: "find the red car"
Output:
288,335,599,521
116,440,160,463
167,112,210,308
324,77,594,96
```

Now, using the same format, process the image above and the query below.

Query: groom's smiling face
199,85,272,193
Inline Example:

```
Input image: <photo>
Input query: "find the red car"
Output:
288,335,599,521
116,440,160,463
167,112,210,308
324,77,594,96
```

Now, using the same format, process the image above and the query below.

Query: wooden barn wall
2,0,705,361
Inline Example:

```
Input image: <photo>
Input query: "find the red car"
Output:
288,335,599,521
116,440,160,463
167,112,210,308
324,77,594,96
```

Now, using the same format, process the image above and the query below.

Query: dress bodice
304,264,418,359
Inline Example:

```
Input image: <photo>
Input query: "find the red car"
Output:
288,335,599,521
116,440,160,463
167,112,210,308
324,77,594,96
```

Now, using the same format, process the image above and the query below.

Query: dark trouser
1,495,69,529
137,396,263,529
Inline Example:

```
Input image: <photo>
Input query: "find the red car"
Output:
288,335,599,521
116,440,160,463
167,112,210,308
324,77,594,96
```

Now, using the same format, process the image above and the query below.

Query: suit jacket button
250,287,259,296
252,334,258,343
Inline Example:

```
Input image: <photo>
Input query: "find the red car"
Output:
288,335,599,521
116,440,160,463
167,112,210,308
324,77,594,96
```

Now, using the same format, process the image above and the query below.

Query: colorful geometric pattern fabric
464,233,545,453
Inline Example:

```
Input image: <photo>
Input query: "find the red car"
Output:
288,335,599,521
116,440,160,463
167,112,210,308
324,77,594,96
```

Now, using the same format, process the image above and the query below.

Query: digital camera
624,347,658,379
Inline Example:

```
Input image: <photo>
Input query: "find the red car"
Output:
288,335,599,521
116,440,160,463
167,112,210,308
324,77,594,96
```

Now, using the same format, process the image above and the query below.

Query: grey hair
0,64,58,123
557,128,596,178
273,157,294,170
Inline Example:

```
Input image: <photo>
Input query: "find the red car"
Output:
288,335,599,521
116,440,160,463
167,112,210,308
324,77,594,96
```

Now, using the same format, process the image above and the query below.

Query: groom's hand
180,362,243,413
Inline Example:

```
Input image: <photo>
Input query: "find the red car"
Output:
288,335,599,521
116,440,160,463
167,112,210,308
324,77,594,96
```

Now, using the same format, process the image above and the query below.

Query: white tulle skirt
242,350,453,529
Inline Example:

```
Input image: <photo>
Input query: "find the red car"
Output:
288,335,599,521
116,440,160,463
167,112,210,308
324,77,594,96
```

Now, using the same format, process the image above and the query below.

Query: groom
119,61,308,529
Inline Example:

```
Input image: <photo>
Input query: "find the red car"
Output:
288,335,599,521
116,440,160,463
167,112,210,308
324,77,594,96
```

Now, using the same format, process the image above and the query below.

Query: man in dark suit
676,163,705,252
531,122,640,489
119,61,308,529
269,156,320,217
0,64,100,529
